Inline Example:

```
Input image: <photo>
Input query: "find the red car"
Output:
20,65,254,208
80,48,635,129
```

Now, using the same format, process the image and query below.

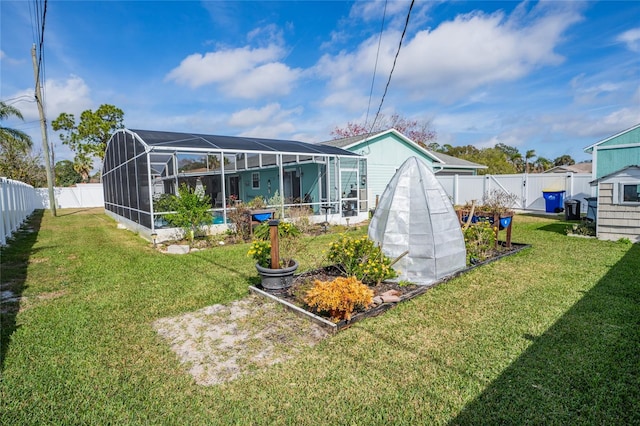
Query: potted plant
247,220,301,291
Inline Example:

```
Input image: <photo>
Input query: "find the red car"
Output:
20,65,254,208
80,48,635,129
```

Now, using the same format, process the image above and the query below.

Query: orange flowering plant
304,276,374,321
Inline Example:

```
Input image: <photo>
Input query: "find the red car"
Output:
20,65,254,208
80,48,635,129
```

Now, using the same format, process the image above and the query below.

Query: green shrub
153,193,177,213
326,235,397,285
247,240,271,268
463,220,496,265
164,184,213,245
248,222,302,268
253,221,301,241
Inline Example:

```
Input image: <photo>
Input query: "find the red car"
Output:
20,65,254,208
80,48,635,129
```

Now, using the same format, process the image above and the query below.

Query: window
622,183,640,203
252,172,260,189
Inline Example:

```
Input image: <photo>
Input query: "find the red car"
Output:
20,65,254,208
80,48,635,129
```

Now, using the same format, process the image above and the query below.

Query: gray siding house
590,165,640,243
584,123,640,242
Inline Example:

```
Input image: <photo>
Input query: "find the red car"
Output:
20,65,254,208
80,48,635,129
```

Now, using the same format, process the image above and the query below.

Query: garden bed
250,242,531,333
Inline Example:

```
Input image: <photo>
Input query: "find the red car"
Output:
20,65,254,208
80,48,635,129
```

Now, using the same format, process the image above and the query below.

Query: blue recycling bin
542,190,565,213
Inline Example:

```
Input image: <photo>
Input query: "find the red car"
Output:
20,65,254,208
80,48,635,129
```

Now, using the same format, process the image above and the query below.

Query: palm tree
534,157,553,172
525,149,536,174
0,102,32,153
73,152,93,182
554,154,575,166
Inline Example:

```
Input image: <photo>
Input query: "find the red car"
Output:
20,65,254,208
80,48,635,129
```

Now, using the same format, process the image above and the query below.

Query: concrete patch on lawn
153,295,329,386
165,244,191,254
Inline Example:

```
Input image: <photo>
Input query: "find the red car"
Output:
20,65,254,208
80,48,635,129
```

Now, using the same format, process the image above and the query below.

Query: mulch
256,243,530,331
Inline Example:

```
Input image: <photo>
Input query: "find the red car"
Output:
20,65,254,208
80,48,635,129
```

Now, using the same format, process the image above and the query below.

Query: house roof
584,123,640,153
427,151,487,170
589,165,640,185
321,128,487,170
129,129,359,157
544,162,592,174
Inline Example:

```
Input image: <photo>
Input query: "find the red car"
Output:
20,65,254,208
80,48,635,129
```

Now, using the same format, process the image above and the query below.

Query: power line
364,0,388,130
368,0,415,134
1,95,36,105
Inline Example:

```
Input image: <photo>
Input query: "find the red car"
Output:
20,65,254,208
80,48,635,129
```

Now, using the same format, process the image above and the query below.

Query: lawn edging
251,242,531,332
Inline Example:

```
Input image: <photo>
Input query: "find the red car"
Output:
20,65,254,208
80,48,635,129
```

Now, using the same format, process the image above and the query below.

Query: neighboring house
584,123,640,180
584,123,640,242
544,161,592,174
321,129,486,208
589,165,640,243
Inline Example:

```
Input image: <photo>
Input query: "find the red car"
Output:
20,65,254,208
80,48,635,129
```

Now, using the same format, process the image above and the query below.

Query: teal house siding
357,134,436,204
595,147,640,179
330,130,438,206
237,163,324,207
585,124,640,179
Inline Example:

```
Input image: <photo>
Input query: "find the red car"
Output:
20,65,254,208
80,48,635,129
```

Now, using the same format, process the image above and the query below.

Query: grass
1,209,638,424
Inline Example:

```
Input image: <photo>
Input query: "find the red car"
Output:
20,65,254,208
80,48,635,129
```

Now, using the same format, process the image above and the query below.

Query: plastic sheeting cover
368,156,466,285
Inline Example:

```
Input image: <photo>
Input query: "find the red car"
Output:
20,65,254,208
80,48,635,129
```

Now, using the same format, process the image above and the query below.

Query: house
102,129,367,241
321,129,486,209
588,166,640,242
584,123,640,180
584,123,640,242
544,161,592,174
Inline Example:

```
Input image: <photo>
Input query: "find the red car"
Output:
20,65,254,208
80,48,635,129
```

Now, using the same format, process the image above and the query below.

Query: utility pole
31,43,56,216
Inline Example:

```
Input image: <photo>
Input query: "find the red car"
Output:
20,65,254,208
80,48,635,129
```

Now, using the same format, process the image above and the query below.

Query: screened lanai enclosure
102,129,367,239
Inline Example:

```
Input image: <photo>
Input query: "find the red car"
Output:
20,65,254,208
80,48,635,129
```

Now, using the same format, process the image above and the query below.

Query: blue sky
1,0,639,166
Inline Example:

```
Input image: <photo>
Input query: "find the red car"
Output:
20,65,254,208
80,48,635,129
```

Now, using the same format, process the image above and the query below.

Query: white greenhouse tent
368,156,467,285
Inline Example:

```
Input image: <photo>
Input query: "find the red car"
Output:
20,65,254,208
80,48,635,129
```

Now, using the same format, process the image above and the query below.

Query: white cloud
247,24,285,46
349,1,415,23
225,62,301,99
8,75,92,122
228,103,302,128
570,74,623,105
316,2,582,106
616,27,640,52
165,44,301,99
551,106,640,139
43,76,93,121
238,122,298,139
319,89,370,113
0,49,24,66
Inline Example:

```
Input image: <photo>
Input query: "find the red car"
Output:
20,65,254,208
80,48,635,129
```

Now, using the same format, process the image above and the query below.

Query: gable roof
584,123,640,153
427,150,487,170
321,128,486,170
544,161,592,174
322,128,443,163
590,164,640,185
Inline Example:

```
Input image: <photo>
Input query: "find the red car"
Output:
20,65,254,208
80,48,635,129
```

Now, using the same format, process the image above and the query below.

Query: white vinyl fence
437,173,594,213
30,173,595,218
35,184,105,209
1,177,38,245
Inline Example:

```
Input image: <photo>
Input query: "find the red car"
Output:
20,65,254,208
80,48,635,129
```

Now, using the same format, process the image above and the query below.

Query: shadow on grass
0,210,44,370
450,243,640,424
537,222,571,235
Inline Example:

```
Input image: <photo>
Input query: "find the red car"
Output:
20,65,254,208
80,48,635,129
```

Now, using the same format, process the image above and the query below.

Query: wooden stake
269,220,280,269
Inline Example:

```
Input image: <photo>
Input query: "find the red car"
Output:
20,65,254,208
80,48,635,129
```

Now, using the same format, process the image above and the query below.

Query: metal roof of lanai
130,129,359,156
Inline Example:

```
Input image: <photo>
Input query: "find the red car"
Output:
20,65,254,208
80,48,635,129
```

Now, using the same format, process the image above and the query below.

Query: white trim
584,123,640,152
251,172,260,189
592,142,640,151
337,128,445,164
618,181,640,205
592,147,598,181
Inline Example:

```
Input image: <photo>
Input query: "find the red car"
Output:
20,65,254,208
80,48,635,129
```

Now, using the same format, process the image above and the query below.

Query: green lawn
1,209,638,425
